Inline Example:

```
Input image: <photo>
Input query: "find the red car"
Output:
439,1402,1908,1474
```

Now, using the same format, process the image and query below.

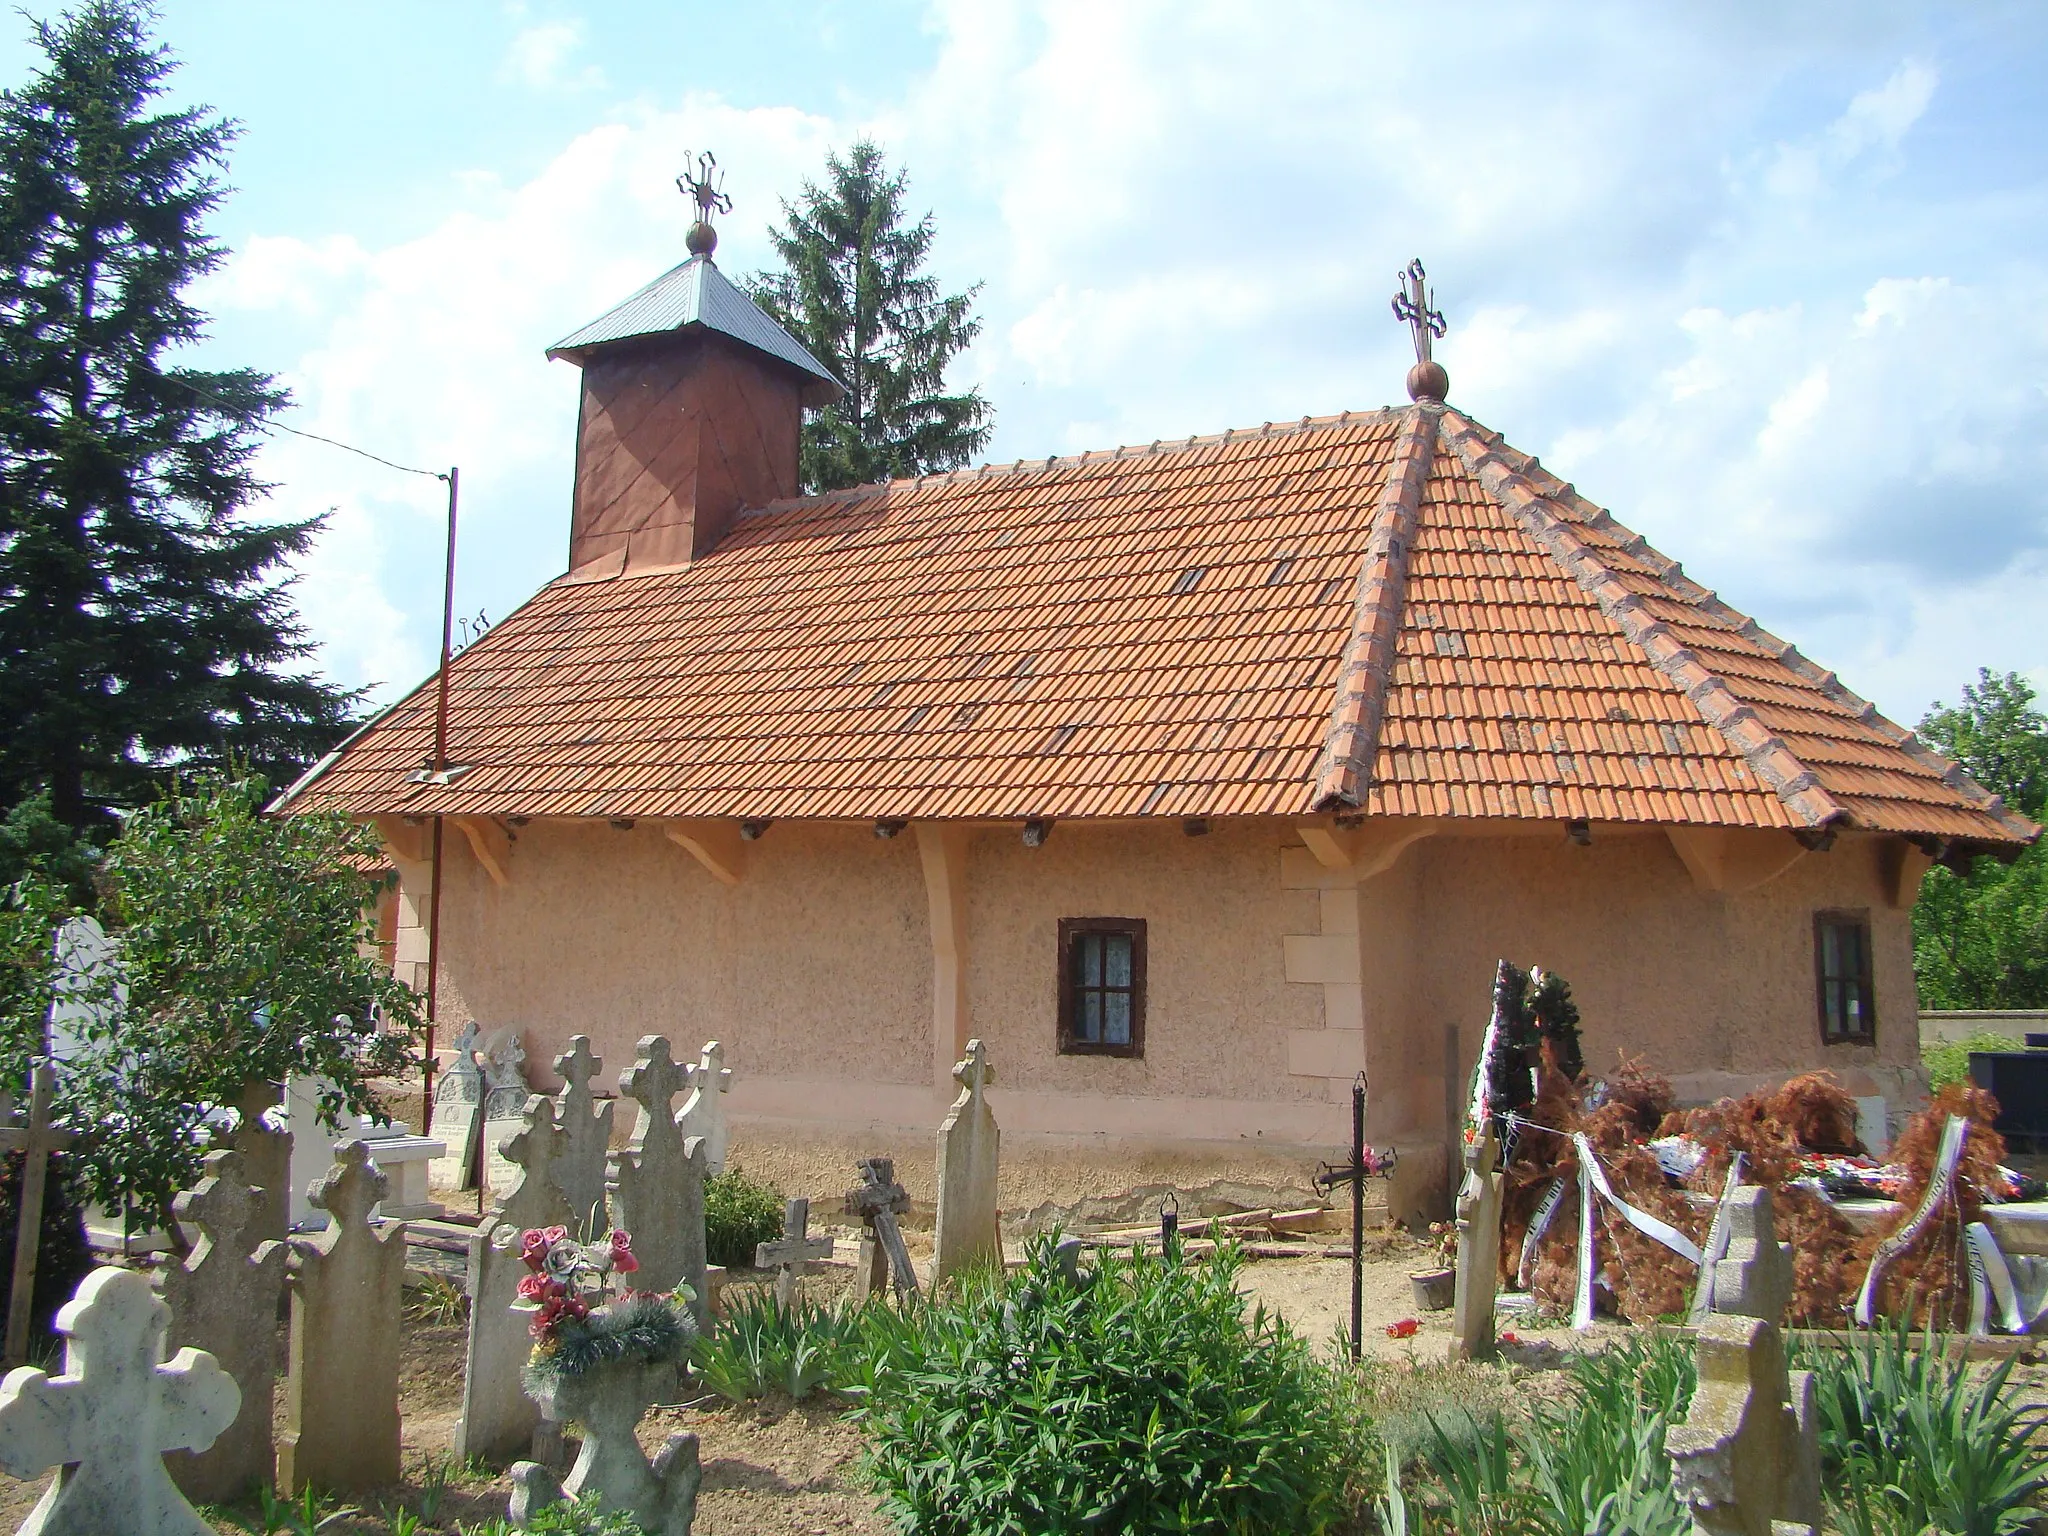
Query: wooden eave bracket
1664,825,1806,895
1298,819,1434,880
373,814,430,865
452,815,514,887
1881,838,1935,910
663,819,745,885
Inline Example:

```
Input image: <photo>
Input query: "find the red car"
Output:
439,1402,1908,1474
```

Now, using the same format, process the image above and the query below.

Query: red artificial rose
520,1229,550,1270
540,1226,569,1247
516,1273,555,1302
529,1297,566,1338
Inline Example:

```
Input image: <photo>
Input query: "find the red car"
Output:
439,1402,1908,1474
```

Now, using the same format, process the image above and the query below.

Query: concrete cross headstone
278,1142,406,1494
551,1037,614,1236
845,1158,918,1305
1709,1186,1794,1325
0,1265,239,1536
1666,1313,1822,1536
0,1062,77,1367
756,1199,834,1314
158,1150,285,1504
432,1021,484,1190
675,1040,732,1178
608,1037,708,1329
1448,1131,1504,1363
455,1096,575,1464
932,1039,1000,1288
228,1079,290,1249
477,1028,535,1198
437,1020,484,1106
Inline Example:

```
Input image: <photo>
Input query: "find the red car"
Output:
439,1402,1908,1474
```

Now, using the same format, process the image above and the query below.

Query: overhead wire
163,371,447,481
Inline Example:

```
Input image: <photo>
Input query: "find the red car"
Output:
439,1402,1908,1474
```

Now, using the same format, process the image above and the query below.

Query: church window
1058,917,1146,1057
1815,911,1874,1045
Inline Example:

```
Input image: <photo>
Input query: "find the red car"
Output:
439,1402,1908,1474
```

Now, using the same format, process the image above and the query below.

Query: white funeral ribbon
1519,1176,1568,1288
1569,1132,1703,1330
1856,1115,1968,1328
1967,1221,2023,1334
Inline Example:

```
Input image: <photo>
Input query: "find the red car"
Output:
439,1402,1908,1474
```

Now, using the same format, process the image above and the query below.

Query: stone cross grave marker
158,1150,285,1504
552,1036,614,1236
279,1142,406,1495
0,1265,239,1536
455,1096,575,1464
1666,1312,1822,1536
676,1040,732,1178
932,1038,1000,1287
756,1198,834,1314
229,1079,289,1249
1448,1130,1504,1363
432,1020,483,1190
609,1037,708,1329
471,1026,534,1198
846,1157,919,1304
0,1061,76,1367
1708,1186,1794,1324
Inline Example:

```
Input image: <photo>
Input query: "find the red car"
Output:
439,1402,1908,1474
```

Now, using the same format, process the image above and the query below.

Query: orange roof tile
281,404,2036,850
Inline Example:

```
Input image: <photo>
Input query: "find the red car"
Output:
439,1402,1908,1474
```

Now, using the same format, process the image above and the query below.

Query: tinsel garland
522,1290,697,1394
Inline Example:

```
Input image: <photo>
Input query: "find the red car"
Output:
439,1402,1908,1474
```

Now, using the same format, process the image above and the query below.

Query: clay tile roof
280,404,2038,851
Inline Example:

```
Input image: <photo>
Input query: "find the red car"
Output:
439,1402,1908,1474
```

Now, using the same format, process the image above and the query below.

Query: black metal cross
677,149,733,227
1314,1073,1396,1361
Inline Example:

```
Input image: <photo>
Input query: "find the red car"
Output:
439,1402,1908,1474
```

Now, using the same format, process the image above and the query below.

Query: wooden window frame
1813,909,1876,1047
1057,917,1147,1058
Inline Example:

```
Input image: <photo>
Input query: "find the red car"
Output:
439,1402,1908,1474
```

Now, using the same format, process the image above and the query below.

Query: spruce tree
751,140,992,492
0,1,351,836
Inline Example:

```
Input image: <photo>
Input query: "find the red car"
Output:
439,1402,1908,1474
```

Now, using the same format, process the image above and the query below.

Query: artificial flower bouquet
514,1225,697,1393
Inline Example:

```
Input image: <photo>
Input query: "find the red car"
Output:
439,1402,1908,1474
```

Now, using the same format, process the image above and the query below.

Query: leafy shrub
703,1165,783,1269
694,1287,840,1401
1800,1317,2048,1536
1922,1031,2021,1092
862,1233,1352,1535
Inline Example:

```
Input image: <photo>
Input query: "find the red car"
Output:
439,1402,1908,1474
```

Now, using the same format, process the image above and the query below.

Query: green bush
1800,1317,2048,1536
460,1493,644,1534
861,1234,1353,1535
1922,1031,2021,1092
703,1165,784,1269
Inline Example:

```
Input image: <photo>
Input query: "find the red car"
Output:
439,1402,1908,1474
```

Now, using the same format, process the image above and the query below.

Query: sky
6,0,2044,726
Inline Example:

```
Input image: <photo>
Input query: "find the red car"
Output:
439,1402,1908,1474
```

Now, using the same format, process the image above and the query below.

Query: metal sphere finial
685,221,717,256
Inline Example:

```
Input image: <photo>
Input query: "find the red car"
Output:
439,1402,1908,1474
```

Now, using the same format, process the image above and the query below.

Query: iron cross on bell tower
1392,258,1449,403
679,149,734,258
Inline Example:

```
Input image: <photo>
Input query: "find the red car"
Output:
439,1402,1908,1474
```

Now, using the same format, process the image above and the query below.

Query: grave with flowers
506,1225,701,1534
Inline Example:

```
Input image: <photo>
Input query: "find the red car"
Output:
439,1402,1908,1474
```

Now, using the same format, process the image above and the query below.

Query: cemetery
2,942,2048,1534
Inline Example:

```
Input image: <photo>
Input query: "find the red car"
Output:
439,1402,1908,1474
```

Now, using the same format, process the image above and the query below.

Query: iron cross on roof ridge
1392,258,1450,404
679,150,733,257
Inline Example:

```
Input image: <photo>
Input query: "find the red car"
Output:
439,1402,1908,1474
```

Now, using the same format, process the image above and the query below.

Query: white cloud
500,18,605,92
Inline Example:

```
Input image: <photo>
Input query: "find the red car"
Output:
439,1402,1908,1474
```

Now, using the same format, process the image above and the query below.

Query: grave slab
931,1040,1000,1287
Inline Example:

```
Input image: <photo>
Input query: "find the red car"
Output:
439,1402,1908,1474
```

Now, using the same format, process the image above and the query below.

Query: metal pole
421,466,460,1138
1350,1073,1365,1361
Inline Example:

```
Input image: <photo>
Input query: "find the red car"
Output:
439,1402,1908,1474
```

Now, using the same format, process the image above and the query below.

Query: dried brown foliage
1777,1185,1861,1327
1854,1083,2006,1328
1599,1054,1676,1138
1767,1071,1864,1155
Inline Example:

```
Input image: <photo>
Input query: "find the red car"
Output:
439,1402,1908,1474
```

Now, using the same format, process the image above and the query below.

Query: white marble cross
676,1040,732,1178
0,1266,238,1536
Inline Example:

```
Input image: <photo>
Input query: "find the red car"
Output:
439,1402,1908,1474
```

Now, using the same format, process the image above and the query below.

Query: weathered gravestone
431,1020,484,1190
455,1096,575,1465
755,1199,833,1315
551,1037,614,1236
228,1080,290,1249
158,1150,285,1503
1708,1186,1793,1324
846,1158,918,1304
0,1265,239,1536
608,1038,708,1329
278,1142,406,1494
675,1041,732,1179
284,1077,443,1229
1666,1314,1821,1536
1448,1130,1503,1363
479,1028,536,1198
932,1039,1000,1287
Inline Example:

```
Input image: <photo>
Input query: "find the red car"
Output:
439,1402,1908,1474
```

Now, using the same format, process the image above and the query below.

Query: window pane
1105,934,1132,987
1081,990,1102,1042
1820,924,1843,981
1081,935,1102,987
1105,991,1131,1044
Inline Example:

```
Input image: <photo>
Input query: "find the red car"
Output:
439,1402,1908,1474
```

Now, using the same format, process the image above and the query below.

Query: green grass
1923,1030,2022,1091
